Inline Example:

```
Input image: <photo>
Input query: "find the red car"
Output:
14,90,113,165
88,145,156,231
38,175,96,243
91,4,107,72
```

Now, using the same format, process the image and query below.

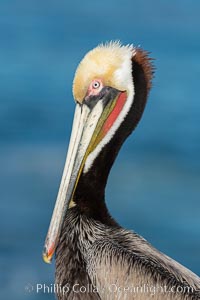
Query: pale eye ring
92,81,101,89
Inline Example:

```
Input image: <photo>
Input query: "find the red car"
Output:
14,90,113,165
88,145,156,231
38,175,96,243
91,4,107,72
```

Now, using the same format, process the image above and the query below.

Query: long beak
43,88,127,263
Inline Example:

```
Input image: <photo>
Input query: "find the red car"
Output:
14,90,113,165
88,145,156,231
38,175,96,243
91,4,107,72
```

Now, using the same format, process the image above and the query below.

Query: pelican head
43,41,153,263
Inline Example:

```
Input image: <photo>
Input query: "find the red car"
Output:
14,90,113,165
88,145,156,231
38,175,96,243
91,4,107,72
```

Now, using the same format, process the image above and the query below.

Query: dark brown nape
129,48,154,132
133,48,154,93
73,49,154,224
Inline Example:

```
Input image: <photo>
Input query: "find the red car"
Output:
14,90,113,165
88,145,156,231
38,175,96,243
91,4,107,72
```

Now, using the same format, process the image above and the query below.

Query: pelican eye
92,81,101,89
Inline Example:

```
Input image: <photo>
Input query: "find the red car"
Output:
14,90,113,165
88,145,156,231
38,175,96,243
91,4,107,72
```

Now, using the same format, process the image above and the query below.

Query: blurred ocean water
0,1,200,299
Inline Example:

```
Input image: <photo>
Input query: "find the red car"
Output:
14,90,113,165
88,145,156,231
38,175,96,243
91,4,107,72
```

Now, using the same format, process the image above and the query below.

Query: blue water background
0,1,200,299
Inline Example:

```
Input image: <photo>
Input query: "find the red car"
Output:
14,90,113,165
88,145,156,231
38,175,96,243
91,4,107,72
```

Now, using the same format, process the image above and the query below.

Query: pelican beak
43,87,127,263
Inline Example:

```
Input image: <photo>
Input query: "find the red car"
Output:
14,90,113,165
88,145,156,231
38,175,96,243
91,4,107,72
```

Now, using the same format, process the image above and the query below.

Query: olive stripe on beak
43,89,127,263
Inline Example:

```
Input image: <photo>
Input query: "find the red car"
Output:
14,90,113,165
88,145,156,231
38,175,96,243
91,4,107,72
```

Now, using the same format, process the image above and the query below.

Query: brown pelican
43,41,200,299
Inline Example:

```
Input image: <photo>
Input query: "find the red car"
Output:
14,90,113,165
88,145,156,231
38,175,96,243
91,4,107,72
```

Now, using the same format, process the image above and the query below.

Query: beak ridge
43,88,125,263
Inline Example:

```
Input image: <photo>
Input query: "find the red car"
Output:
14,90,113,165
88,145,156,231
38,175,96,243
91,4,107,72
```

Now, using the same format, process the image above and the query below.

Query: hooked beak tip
42,245,54,264
43,253,52,264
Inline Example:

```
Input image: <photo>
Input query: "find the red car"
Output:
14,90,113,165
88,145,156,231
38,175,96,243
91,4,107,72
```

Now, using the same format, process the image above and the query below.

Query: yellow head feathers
73,41,135,103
